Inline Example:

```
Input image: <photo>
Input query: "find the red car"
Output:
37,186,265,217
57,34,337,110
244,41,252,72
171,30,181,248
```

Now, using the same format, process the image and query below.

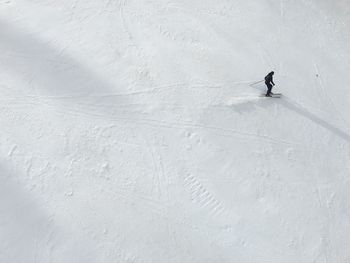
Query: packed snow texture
1,0,350,262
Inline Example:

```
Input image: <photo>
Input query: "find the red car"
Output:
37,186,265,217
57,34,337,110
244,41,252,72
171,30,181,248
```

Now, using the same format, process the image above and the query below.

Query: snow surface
1,0,350,262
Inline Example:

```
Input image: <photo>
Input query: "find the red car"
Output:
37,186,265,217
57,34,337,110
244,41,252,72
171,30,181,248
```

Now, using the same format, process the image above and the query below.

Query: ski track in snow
184,173,228,218
1,0,350,262
0,93,301,148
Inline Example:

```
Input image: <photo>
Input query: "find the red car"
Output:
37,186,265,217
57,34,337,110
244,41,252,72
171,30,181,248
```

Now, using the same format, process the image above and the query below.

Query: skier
265,71,275,97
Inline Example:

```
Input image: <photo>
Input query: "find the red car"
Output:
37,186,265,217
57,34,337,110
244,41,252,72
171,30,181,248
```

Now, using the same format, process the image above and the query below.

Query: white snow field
1,0,350,262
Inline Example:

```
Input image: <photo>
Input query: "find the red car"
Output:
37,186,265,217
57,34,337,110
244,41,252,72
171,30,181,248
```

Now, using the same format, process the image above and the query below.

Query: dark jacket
265,73,275,85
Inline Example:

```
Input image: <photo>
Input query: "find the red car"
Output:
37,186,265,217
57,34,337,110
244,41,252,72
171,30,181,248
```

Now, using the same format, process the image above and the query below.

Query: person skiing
265,71,275,97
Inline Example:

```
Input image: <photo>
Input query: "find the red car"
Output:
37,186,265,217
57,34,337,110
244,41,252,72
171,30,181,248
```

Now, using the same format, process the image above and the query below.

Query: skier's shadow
241,83,350,143
277,97,350,143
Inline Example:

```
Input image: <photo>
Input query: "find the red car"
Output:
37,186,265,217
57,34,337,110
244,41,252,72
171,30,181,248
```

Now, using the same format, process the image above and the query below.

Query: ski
260,93,282,98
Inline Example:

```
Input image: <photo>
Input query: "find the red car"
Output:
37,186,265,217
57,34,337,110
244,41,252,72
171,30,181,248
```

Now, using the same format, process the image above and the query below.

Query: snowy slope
1,0,350,262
